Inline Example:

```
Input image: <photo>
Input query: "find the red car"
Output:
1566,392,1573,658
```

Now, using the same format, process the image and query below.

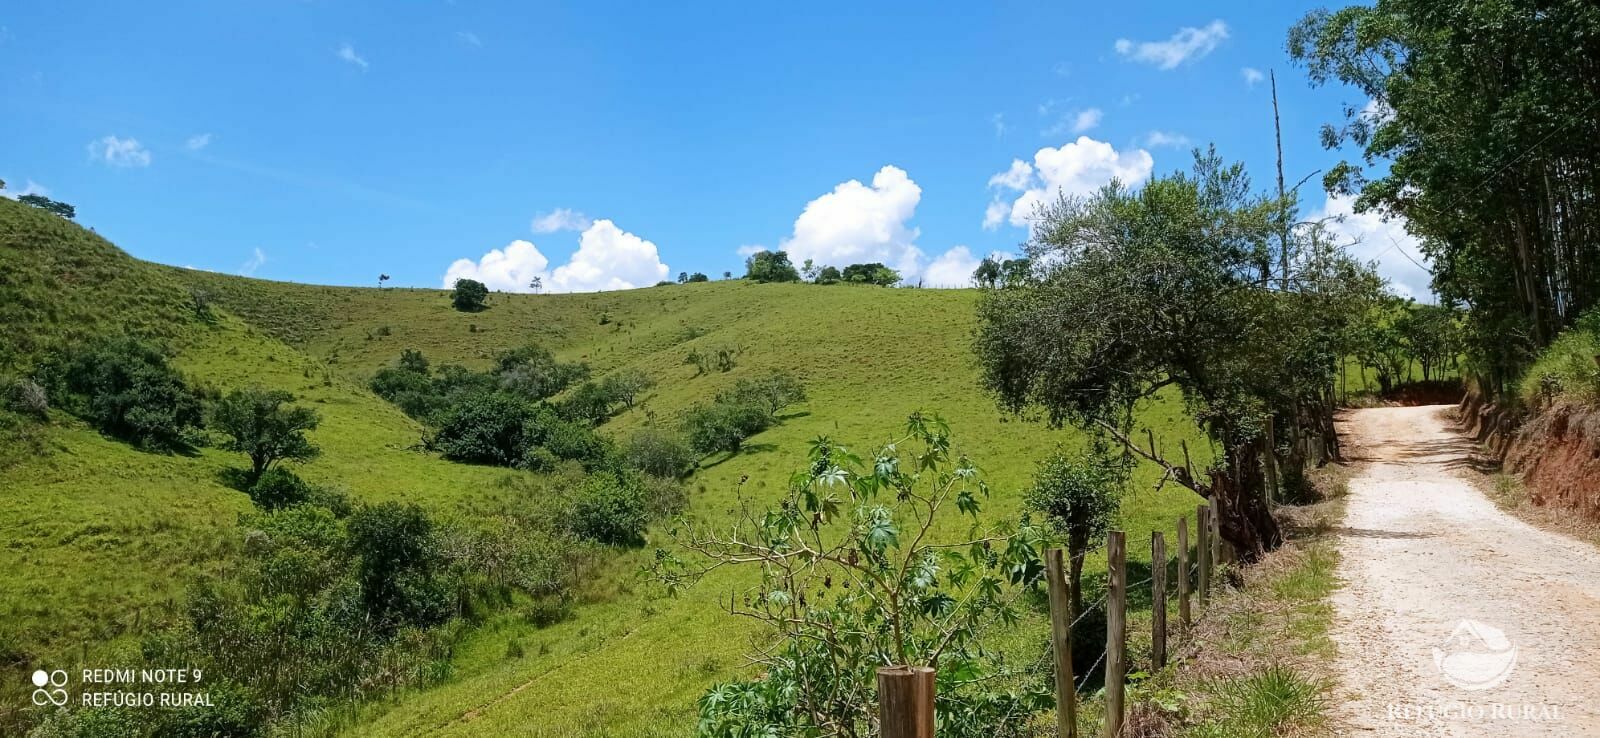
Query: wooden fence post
1045,548,1077,738
1104,531,1126,738
1197,504,1212,607
1151,531,1167,669
1176,516,1191,627
877,665,935,738
1209,496,1222,568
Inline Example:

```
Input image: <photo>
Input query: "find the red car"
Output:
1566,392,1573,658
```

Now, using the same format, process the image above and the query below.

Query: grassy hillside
1,197,1208,736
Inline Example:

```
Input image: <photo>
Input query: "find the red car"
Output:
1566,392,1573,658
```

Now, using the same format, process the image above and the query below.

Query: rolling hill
0,197,1207,736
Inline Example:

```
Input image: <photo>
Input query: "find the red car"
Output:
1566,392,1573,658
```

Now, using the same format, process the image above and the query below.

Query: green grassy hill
0,197,1206,736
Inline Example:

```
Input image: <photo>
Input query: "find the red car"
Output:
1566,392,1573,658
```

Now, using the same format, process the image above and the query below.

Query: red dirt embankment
1503,402,1600,518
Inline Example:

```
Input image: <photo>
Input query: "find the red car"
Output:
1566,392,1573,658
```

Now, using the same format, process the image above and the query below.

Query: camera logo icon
31,669,67,706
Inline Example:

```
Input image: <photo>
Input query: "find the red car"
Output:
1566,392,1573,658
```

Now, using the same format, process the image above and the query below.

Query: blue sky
0,1,1433,297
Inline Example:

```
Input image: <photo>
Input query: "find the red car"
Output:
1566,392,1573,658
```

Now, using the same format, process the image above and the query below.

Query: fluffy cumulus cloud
771,165,978,285
1311,193,1433,300
531,207,592,234
921,246,983,288
780,165,925,275
443,219,669,294
88,136,151,167
983,137,1155,230
1115,20,1229,70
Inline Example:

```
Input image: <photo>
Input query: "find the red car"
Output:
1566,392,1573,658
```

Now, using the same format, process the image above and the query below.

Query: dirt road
1331,405,1600,736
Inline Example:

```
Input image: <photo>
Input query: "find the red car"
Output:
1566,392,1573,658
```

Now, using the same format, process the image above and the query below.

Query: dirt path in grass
1330,405,1600,736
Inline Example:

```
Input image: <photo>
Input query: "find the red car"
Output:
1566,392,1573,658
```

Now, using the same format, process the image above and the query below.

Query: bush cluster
39,337,204,450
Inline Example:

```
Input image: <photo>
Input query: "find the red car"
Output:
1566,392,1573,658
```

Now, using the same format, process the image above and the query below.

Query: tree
722,271,732,280
346,502,450,631
18,193,75,219
1024,449,1126,615
656,414,1047,738
623,428,696,478
378,274,390,289
529,275,542,293
998,258,1031,287
841,262,900,286
976,150,1322,559
678,271,689,284
601,368,654,410
801,258,820,281
1397,303,1459,382
715,371,806,418
451,278,489,312
212,388,321,482
687,272,709,283
431,392,532,465
816,265,842,284
559,381,621,426
1289,1,1600,395
744,250,801,283
493,343,589,400
973,256,1002,288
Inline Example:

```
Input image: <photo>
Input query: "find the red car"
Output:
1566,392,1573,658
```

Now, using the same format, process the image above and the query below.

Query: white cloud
240,248,266,276
984,136,1155,231
88,136,151,167
736,244,767,257
1115,20,1229,70
443,220,670,294
531,207,592,234
987,159,1034,190
778,165,925,280
455,31,481,47
337,43,368,70
922,246,982,288
991,112,1007,138
1362,97,1396,124
1311,193,1433,300
0,179,48,200
185,133,212,151
1242,67,1265,87
1044,107,1103,137
1144,130,1191,148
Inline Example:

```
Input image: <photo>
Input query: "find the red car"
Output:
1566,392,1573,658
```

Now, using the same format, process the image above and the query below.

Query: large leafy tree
744,250,802,283
975,150,1377,557
1289,0,1600,393
211,388,321,481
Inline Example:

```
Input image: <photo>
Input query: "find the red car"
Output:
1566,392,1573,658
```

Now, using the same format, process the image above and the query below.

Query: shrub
682,401,772,455
493,344,589,400
451,278,489,312
1024,449,1126,614
624,428,696,478
7,378,48,419
247,467,314,510
686,272,710,282
347,502,452,631
840,262,901,286
815,265,842,284
570,472,650,545
558,381,620,426
601,368,654,410
42,337,203,450
433,392,532,465
535,412,615,469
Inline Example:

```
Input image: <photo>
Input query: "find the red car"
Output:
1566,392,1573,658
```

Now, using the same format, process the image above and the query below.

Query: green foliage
743,250,801,283
1521,309,1600,406
1289,0,1600,394
687,272,710,283
1024,448,1127,611
601,367,654,409
815,264,842,284
570,471,651,546
347,501,452,631
432,391,535,465
840,262,901,286
211,387,321,480
41,337,203,451
685,344,739,375
1189,666,1327,738
623,427,697,478
17,193,75,219
713,370,807,418
451,278,489,312
559,380,622,426
493,343,590,400
246,466,314,510
682,400,772,456
973,256,1002,288
665,414,1050,738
